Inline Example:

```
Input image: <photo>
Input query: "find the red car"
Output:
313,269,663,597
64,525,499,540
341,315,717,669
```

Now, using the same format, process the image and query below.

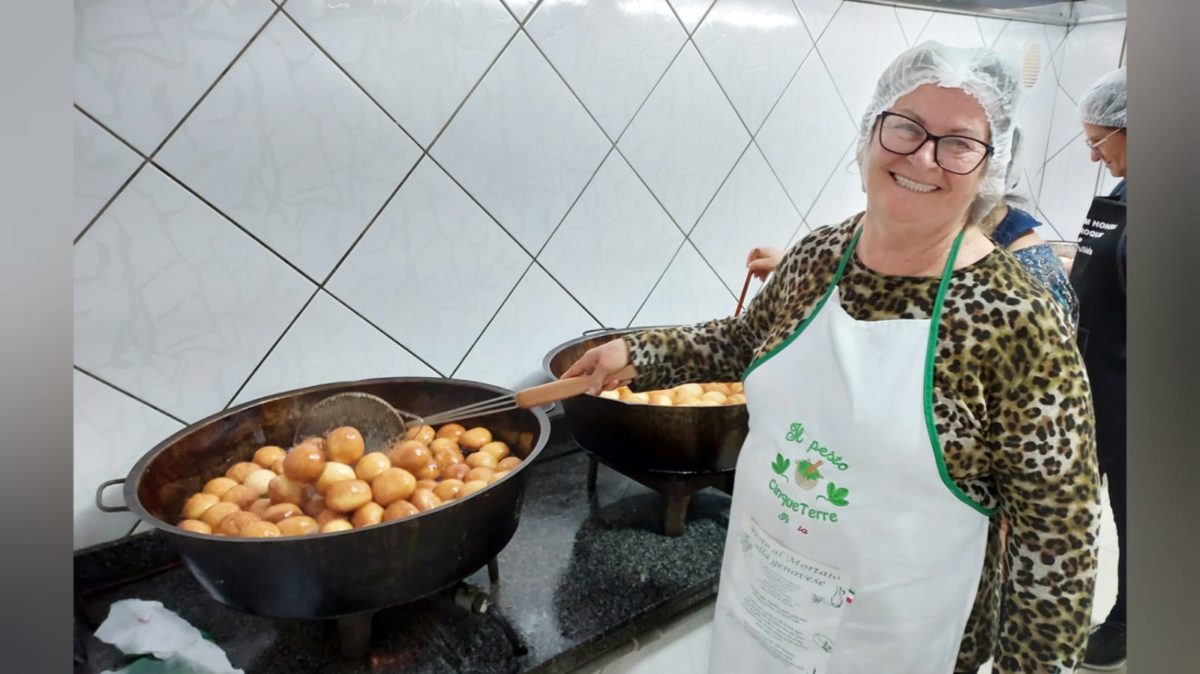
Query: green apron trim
742,219,994,517
924,232,996,517
741,225,862,382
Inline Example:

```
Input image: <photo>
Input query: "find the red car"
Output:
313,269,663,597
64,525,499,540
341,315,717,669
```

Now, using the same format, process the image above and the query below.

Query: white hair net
855,40,1021,208
1079,67,1126,128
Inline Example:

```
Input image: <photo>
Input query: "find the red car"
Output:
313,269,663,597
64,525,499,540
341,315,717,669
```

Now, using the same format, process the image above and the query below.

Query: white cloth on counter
95,599,242,674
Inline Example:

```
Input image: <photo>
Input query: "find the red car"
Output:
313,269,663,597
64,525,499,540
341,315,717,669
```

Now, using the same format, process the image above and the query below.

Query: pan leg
487,557,500,584
663,493,692,537
586,455,599,493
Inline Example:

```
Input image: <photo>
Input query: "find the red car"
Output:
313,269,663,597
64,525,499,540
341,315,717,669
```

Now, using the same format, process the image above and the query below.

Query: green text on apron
709,225,993,674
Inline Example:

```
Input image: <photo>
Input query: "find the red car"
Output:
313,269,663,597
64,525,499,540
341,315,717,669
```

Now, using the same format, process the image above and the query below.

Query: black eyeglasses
876,111,993,175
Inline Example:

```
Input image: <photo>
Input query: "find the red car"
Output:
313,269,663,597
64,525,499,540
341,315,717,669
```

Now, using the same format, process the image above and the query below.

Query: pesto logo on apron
768,421,852,531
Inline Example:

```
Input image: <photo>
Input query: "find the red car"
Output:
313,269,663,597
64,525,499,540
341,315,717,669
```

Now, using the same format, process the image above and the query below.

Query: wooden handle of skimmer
515,365,638,408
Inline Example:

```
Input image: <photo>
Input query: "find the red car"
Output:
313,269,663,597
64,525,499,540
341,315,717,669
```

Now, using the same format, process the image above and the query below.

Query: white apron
708,226,994,674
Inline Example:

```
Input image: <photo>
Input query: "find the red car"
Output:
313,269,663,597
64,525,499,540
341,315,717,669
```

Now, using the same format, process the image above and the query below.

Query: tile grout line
318,152,425,286
679,140,758,298
1033,29,1065,207
73,159,149,245
146,6,281,160
518,24,620,146
423,153,554,269
73,104,149,159
894,6,911,46
518,3,742,324
267,7,539,382
74,366,190,426
790,0,838,45
612,35,691,146
686,32,757,142
151,163,323,286
447,261,538,379
423,25,522,152
418,152,626,335
276,8,424,150
682,238,744,303
74,6,281,246
529,258,609,328
320,289,448,377
744,0,847,227
531,145,618,260
800,137,861,224
222,287,321,409
811,42,863,134
625,238,691,329
751,135,809,223
743,44,820,221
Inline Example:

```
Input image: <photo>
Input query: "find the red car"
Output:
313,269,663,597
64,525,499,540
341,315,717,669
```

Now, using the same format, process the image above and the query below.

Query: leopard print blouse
624,215,1101,673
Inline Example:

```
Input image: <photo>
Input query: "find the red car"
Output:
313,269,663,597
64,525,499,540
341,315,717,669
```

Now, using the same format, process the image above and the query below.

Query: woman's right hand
746,246,784,281
560,338,635,396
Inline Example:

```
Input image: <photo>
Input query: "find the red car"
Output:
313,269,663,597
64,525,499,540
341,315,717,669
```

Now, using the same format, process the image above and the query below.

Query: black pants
1096,407,1127,624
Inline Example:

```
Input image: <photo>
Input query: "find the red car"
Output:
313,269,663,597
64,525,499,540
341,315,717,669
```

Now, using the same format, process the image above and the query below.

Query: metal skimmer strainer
293,365,636,451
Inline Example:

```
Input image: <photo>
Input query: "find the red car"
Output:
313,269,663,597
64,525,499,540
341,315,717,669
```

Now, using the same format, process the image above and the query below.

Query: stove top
74,435,731,674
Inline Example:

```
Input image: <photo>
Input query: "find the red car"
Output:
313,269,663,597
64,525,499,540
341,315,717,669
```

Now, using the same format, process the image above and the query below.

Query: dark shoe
1083,621,1126,670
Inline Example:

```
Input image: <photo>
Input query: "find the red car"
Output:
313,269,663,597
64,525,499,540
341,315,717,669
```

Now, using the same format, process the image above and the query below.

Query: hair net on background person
854,40,1022,221
1079,67,1127,128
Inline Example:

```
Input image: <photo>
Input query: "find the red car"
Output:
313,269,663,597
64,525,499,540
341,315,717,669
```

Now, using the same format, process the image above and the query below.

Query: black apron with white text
1070,196,1126,464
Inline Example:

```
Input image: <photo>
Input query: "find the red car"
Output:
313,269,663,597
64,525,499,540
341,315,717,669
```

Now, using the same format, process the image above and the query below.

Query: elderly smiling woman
563,42,1099,674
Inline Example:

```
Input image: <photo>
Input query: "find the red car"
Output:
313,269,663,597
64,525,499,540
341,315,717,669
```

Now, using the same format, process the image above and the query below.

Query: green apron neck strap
833,218,967,294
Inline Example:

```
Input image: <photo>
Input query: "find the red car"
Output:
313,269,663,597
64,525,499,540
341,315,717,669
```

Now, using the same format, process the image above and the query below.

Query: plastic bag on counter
94,599,243,674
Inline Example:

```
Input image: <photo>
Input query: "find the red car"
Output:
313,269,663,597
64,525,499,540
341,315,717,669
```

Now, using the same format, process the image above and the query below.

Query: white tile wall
793,0,843,42
502,0,541,24
690,145,801,291
156,14,423,280
633,241,736,327
528,0,687,140
893,7,933,48
72,0,1123,552
1056,21,1127,103
805,139,866,230
913,12,986,49
1039,141,1104,241
433,32,611,254
74,0,275,154
73,110,142,238
619,43,750,231
456,265,601,388
231,291,438,407
692,0,813,133
327,159,533,374
285,0,517,148
756,50,857,215
74,370,183,550
74,165,315,422
976,17,1008,47
540,152,685,327
818,2,909,122
669,0,717,35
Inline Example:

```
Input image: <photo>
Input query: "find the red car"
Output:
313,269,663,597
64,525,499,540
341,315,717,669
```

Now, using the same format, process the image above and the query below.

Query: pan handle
582,327,618,336
516,365,637,408
95,478,130,513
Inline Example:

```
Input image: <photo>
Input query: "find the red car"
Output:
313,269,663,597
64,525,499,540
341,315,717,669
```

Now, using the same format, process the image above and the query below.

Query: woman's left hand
746,246,784,281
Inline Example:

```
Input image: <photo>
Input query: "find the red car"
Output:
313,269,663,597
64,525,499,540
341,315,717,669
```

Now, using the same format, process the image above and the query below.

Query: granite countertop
74,423,732,674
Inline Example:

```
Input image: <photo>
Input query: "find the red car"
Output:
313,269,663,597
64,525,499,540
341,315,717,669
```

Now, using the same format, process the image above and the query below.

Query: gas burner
336,557,525,661
585,454,734,536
